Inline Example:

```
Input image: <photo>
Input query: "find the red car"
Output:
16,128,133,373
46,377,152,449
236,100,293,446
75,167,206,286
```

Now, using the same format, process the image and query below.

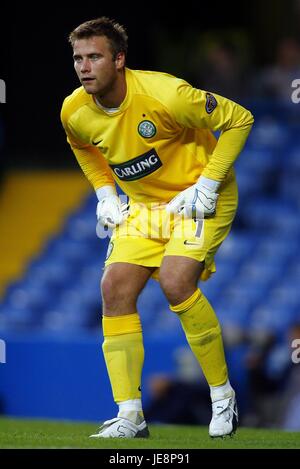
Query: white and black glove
96,186,129,237
166,176,220,220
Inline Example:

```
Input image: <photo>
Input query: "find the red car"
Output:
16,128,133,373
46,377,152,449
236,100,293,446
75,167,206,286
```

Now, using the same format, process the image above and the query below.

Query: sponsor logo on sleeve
110,149,162,181
205,92,217,114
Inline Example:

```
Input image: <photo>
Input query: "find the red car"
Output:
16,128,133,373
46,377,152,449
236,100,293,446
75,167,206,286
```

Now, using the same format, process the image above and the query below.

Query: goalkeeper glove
96,186,129,236
166,176,220,220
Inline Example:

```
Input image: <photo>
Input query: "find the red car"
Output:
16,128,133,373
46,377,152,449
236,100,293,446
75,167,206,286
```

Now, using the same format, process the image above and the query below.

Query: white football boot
209,390,238,438
89,417,149,439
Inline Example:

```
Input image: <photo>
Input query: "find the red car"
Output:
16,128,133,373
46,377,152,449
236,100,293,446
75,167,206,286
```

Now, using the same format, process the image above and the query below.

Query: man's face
73,35,124,96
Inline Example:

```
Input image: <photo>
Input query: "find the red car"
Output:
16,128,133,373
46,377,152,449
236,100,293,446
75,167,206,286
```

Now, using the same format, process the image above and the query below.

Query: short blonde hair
69,16,128,59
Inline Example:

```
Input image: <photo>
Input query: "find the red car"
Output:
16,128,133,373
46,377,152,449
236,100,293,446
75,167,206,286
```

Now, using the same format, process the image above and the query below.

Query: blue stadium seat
201,275,228,302
145,307,182,337
278,145,300,202
138,281,168,325
2,282,54,316
248,302,298,337
268,281,300,309
255,237,299,262
246,117,291,152
242,197,299,232
279,171,300,201
26,258,77,291
45,237,95,265
42,282,101,331
287,260,300,281
222,282,269,308
284,145,300,171
42,307,100,331
0,303,40,329
236,147,280,174
235,169,266,200
79,260,106,291
215,301,251,329
216,231,259,263
237,260,282,288
212,261,240,283
63,212,97,242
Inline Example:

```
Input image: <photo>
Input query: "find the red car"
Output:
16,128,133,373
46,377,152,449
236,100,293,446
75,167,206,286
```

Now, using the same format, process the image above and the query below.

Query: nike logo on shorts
184,240,202,246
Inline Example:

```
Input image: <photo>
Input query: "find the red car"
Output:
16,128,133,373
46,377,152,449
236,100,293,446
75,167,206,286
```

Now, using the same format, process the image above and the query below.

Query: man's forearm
72,146,115,190
201,123,253,182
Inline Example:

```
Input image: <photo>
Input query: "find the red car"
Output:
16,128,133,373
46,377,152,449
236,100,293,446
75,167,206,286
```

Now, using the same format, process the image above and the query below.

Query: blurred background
0,0,300,430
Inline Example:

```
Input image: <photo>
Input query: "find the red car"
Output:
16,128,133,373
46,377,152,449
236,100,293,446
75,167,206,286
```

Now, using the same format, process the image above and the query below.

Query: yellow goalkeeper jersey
61,68,254,203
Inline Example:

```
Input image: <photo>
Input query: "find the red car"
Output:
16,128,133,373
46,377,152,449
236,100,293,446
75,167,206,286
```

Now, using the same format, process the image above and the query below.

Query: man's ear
115,51,125,70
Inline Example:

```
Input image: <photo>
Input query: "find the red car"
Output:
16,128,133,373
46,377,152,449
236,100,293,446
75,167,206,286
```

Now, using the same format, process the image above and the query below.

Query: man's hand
96,195,129,228
166,176,220,220
96,186,129,236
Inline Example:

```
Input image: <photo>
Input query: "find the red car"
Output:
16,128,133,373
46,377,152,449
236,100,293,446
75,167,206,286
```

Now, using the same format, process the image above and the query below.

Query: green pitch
0,417,299,449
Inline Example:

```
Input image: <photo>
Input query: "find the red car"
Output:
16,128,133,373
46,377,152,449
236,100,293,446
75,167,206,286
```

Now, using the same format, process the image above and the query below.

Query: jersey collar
89,67,132,116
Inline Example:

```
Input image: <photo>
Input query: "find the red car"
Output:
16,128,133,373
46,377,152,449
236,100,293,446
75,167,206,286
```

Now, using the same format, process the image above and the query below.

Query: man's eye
90,55,100,60
74,57,82,63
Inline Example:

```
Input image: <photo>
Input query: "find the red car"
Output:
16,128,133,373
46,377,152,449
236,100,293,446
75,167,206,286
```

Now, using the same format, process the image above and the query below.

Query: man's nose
80,58,91,73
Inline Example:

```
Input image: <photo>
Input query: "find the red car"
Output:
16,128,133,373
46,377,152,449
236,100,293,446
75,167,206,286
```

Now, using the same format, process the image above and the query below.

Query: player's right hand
95,186,129,237
96,195,129,229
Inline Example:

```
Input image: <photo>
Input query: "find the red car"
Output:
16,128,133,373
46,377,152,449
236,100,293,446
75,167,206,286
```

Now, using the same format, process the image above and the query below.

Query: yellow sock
102,313,144,404
170,289,228,386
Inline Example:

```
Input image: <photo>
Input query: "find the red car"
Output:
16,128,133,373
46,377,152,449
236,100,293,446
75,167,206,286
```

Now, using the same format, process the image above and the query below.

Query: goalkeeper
61,17,254,439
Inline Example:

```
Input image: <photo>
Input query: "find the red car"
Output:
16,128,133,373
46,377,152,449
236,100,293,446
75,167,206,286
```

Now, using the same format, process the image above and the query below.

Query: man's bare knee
101,263,154,315
159,257,204,306
101,271,121,306
160,274,194,306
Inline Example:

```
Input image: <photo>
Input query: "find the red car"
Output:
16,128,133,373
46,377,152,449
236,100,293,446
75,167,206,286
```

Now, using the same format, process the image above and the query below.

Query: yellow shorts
104,173,238,281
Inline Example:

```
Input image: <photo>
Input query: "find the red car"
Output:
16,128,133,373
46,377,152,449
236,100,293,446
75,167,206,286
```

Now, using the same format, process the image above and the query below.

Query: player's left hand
166,176,219,220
